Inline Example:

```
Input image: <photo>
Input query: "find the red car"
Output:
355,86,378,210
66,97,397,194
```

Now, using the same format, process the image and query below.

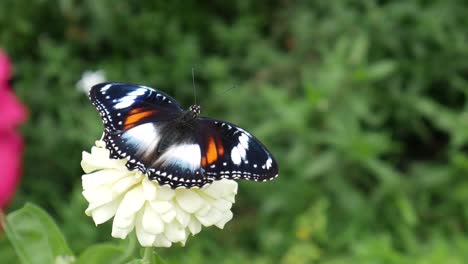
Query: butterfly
89,82,279,188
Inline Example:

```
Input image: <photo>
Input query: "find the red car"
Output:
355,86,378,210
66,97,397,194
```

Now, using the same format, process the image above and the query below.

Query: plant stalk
143,247,153,263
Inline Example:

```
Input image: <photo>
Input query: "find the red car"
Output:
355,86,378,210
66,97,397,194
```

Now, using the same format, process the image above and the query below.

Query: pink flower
0,50,26,210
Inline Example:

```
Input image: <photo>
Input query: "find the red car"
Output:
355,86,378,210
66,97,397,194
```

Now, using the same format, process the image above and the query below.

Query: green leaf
153,253,168,264
76,233,137,264
3,203,74,264
76,243,127,264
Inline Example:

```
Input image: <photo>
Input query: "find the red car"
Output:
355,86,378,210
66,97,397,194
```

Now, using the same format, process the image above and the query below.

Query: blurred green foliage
1,0,468,263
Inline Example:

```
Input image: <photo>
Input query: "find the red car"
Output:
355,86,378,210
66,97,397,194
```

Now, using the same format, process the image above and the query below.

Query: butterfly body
90,82,278,188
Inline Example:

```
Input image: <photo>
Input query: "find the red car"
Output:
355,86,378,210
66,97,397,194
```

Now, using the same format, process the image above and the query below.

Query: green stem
142,247,167,264
143,247,153,263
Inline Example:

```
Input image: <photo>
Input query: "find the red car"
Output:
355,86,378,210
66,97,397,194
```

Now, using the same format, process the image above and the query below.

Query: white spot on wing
114,98,135,109
113,88,146,109
239,133,249,149
231,147,242,165
265,157,272,170
122,123,161,157
128,88,146,96
101,83,112,92
229,132,249,166
158,144,201,171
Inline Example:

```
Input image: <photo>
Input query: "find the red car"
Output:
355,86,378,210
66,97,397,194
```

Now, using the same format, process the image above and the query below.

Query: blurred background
1,1,468,263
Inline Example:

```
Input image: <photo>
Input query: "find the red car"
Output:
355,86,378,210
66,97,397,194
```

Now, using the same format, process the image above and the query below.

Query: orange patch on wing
206,136,218,164
215,137,224,156
123,124,137,130
201,156,207,167
129,107,146,114
124,110,156,126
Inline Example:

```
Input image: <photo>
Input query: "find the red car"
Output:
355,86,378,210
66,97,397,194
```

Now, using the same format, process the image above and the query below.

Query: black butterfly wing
144,117,279,188
90,82,185,170
89,82,183,132
90,82,278,189
144,128,213,188
90,82,213,188
195,118,279,182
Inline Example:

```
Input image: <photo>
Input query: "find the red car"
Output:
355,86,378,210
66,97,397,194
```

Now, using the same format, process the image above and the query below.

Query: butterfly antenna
220,83,238,96
192,67,197,105
199,83,238,105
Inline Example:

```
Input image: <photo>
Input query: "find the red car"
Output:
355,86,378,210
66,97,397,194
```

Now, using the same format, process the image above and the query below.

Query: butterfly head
190,105,201,117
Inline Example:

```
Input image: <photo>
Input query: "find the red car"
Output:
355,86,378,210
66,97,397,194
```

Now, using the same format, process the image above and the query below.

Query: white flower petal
82,141,239,248
82,187,113,205
149,201,172,213
86,198,121,225
115,186,145,218
113,215,135,229
164,223,187,242
155,185,175,200
95,140,106,148
203,179,238,199
142,204,164,234
112,224,134,239
222,195,236,204
81,149,125,173
160,210,176,223
175,189,204,213
196,207,223,226
142,177,157,201
153,234,172,247
82,169,128,190
188,217,202,235
196,204,212,217
112,175,142,194
135,210,156,247
211,198,233,211
136,228,156,247
215,210,233,229
174,205,191,226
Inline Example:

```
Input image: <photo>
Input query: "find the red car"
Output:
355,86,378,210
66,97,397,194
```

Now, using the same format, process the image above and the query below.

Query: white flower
76,70,106,94
81,141,238,247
